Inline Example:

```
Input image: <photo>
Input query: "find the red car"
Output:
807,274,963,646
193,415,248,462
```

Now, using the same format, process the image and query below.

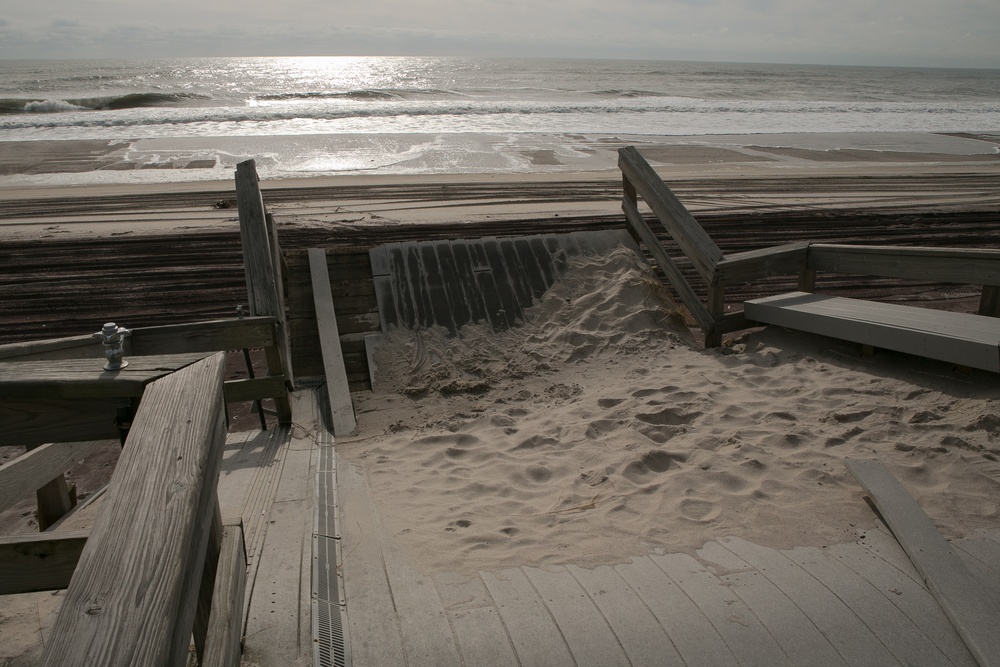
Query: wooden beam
0,398,121,448
41,353,228,667
130,317,277,356
712,242,810,284
979,285,1000,318
235,160,280,319
618,146,722,281
0,353,211,400
0,334,98,362
622,197,715,333
0,440,107,514
201,519,247,667
0,531,89,595
223,376,288,403
808,244,1000,285
309,248,357,436
846,458,1000,667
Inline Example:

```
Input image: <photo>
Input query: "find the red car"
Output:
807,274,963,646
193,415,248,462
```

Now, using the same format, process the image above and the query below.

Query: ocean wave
589,89,672,99
0,92,208,115
254,88,461,102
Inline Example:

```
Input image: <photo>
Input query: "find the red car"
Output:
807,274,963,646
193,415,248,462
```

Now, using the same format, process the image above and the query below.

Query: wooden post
622,175,641,247
201,518,247,667
27,444,75,531
41,353,227,667
798,268,817,292
978,285,1000,317
193,504,223,663
705,280,725,348
236,161,294,423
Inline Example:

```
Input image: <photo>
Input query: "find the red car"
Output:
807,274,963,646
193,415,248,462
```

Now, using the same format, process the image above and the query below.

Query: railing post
623,175,641,247
705,280,725,348
978,285,1000,317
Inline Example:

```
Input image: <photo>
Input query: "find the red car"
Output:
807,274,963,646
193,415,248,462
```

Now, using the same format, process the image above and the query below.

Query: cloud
0,0,997,67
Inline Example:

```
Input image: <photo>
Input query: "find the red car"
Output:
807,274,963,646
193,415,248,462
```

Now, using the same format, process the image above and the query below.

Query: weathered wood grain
619,146,723,281
0,398,121,447
745,291,1000,372
41,352,228,667
846,458,1000,667
201,519,247,667
0,352,210,400
0,530,89,595
713,241,811,284
235,160,279,319
808,244,1000,285
309,248,357,436
623,196,715,333
0,439,106,514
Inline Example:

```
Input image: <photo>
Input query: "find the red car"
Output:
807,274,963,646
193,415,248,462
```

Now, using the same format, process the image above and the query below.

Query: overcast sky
1,0,997,68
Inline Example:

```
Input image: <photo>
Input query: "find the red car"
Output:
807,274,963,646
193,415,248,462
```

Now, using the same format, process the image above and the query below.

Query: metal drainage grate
313,425,350,667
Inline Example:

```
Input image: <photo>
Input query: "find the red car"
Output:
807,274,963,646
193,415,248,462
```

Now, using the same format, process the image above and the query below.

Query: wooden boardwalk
336,446,999,667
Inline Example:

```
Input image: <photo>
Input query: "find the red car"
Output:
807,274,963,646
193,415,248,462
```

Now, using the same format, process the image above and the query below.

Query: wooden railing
619,146,1000,346
0,316,291,530
0,354,246,666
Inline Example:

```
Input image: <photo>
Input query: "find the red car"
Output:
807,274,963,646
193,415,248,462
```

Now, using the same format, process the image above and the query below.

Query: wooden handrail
41,353,228,667
618,146,723,281
806,244,1000,286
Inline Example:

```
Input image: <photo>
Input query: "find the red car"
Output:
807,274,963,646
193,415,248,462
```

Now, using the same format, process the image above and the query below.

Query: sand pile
340,245,1000,574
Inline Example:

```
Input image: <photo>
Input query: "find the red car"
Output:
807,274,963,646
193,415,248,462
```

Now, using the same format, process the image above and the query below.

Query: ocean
2,57,999,184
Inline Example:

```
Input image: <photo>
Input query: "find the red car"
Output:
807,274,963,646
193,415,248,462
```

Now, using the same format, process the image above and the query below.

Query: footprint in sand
598,398,625,408
622,450,685,483
635,407,702,426
678,497,721,523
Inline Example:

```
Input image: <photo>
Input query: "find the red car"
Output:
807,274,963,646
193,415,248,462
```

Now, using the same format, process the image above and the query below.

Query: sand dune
341,244,1000,574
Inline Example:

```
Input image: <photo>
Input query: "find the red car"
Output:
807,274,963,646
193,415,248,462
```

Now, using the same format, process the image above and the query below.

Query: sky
1,0,998,68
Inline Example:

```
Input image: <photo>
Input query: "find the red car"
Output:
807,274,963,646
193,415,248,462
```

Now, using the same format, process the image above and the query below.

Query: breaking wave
0,92,207,115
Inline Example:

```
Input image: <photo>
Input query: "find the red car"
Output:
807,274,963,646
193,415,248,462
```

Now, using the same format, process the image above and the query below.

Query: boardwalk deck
744,291,1000,371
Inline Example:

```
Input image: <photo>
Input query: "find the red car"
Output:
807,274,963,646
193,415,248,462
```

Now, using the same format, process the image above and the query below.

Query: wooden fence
618,146,1000,346
0,354,246,666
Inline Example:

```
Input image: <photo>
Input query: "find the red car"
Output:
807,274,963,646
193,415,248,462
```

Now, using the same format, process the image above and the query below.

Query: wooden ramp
334,454,1000,667
745,291,1000,372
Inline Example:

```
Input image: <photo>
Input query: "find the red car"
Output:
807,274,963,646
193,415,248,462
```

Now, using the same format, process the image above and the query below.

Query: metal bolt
93,322,131,371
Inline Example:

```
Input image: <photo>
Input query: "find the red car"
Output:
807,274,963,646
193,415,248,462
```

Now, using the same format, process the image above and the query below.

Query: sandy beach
2,131,999,664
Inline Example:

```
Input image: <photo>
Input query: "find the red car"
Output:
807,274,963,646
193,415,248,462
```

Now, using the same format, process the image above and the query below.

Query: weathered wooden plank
786,545,953,667
615,555,737,666
744,292,1000,372
713,242,810,284
338,461,407,667
623,197,715,333
41,352,228,667
0,352,211,400
434,240,471,331
651,552,791,666
202,519,247,667
0,440,106,514
482,237,526,324
697,541,849,666
235,160,279,319
827,541,977,664
619,146,723,280
846,458,1000,667
0,398,120,448
0,530,88,595
369,245,391,277
512,237,548,300
308,249,357,437
0,334,98,362
129,317,277,356
808,244,1000,285
450,239,490,325
719,536,900,666
522,566,631,667
418,242,457,332
404,242,434,329
568,563,684,667
480,567,576,666
223,376,288,403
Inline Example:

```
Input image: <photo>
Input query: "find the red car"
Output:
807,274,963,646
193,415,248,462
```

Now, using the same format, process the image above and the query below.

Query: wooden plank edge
0,440,107,515
201,519,247,667
0,530,89,595
845,458,1000,667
